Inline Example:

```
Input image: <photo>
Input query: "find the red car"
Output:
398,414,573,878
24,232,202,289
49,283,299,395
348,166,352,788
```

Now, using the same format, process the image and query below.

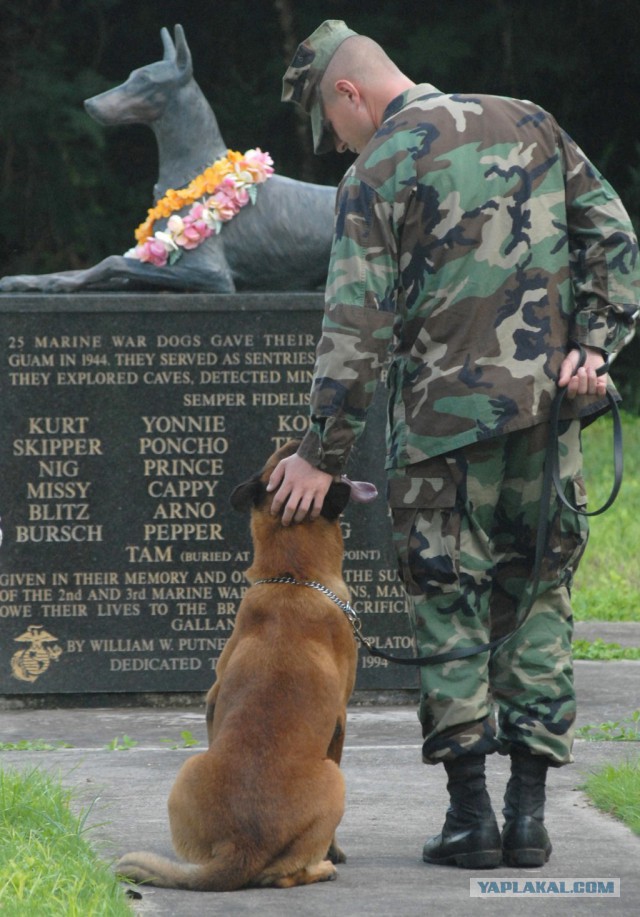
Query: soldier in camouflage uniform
269,20,640,868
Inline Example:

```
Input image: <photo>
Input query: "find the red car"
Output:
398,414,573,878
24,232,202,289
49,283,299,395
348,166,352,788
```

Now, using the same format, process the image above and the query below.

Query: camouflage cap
282,20,358,155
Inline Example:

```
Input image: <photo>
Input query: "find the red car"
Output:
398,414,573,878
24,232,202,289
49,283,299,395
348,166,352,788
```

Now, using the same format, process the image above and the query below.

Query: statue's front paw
0,275,42,292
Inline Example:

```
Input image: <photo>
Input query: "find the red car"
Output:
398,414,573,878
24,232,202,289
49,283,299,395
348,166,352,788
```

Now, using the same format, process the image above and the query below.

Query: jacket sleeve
297,177,397,474
560,125,640,353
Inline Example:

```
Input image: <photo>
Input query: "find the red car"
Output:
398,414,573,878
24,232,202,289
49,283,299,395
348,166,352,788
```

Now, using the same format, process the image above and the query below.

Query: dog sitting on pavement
116,440,375,891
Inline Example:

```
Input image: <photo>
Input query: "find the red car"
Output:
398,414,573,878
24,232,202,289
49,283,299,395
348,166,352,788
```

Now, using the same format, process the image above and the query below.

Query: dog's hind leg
269,859,337,888
205,682,219,745
257,759,347,885
204,633,239,744
325,714,348,863
326,839,347,865
326,715,346,765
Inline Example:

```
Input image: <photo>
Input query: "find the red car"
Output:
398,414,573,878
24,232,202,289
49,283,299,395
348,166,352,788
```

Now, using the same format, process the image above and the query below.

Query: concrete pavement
1,651,639,915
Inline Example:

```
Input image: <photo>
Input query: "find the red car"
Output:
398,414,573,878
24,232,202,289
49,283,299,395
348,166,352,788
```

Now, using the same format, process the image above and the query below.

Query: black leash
548,352,623,518
255,348,623,666
360,347,623,666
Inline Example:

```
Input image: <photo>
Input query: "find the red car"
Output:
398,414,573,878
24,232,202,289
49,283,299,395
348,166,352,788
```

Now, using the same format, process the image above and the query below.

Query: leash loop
549,346,623,517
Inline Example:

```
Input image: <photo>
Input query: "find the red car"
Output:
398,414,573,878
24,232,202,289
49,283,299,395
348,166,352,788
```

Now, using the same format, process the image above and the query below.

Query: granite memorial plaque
0,293,418,698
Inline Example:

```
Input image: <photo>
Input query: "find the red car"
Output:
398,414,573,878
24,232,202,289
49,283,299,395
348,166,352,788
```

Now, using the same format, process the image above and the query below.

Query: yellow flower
132,149,273,244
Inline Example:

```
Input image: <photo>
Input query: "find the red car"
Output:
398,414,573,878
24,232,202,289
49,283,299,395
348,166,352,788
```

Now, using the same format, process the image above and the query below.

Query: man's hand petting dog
267,453,333,525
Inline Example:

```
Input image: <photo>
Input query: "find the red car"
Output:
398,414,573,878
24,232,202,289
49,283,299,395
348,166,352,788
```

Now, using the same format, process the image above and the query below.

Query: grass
578,727,640,836
0,731,201,908
570,412,640,835
577,711,640,741
572,410,640,621
0,730,202,753
0,739,73,752
160,729,201,749
0,767,132,915
581,760,640,836
104,735,138,751
572,638,640,660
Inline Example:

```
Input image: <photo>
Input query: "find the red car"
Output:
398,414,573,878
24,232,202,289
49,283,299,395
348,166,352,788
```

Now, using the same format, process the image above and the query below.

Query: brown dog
116,441,359,890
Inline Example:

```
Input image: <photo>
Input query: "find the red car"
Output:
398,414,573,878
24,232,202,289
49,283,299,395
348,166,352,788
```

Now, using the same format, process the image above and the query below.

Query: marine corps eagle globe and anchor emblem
10,625,63,683
2,516,63,683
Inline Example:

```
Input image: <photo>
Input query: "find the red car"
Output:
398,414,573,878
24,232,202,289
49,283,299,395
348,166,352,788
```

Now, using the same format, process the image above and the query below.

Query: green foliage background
573,411,640,620
1,0,640,392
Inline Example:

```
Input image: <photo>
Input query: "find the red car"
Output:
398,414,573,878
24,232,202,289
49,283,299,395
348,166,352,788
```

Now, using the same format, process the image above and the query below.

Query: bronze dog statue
0,26,335,294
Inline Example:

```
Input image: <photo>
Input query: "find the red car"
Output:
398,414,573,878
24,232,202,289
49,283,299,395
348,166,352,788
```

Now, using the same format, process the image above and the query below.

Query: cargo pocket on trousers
388,471,460,598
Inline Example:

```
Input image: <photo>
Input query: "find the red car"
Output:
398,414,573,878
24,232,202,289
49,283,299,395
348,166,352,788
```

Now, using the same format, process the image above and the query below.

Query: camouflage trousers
388,420,588,767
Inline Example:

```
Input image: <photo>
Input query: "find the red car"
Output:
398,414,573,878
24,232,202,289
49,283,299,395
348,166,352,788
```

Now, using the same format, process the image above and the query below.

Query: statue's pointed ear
230,475,266,512
320,480,351,521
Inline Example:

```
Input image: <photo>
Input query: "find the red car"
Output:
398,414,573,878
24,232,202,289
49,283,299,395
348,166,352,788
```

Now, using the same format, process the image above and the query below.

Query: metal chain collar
252,575,370,645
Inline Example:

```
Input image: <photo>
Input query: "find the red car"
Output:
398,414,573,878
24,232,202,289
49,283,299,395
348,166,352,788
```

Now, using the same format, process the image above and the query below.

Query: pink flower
185,217,214,246
128,237,170,267
127,148,275,264
189,202,208,221
242,148,275,183
167,213,213,249
210,178,243,221
190,201,220,232
233,185,250,208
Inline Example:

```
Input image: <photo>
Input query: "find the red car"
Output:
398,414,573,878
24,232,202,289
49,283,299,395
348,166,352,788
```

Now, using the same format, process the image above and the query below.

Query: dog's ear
230,475,266,512
320,480,351,521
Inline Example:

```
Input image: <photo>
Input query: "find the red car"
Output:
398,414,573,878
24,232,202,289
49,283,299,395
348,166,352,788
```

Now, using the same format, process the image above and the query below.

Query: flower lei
125,148,274,267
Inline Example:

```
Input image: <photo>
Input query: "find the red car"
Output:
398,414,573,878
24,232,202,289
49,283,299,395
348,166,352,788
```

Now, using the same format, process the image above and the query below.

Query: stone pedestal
0,293,418,700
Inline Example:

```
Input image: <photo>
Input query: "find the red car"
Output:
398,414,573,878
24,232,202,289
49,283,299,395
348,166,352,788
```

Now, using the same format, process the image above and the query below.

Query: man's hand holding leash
558,344,608,398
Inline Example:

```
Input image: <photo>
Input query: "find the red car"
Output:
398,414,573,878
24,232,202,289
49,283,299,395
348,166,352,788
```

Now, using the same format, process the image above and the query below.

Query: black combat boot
422,754,502,868
501,746,552,867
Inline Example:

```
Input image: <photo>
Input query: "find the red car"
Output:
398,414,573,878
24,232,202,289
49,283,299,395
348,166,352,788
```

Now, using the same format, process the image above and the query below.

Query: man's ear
230,475,266,512
320,480,351,521
335,78,359,105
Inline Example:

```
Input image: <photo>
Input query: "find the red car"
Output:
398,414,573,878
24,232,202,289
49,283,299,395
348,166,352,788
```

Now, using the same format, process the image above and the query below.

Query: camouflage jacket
298,84,640,475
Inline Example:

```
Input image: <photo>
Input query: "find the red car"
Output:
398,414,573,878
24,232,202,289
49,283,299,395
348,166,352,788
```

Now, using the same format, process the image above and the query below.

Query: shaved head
321,35,406,103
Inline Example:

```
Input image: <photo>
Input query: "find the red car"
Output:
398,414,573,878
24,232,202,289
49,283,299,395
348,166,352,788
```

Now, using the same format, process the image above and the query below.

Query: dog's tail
116,843,260,892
